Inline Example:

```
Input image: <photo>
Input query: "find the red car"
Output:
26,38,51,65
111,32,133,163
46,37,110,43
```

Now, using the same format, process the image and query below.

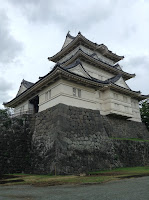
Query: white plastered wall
14,100,34,115
59,46,80,63
39,79,99,112
82,61,113,81
68,64,91,78
38,79,141,122
115,77,130,89
102,89,133,117
130,98,141,122
62,36,73,49
17,84,27,96
80,46,115,65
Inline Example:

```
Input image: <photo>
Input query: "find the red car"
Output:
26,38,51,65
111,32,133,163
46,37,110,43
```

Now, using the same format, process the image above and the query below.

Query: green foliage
140,100,149,131
0,108,12,128
0,109,9,118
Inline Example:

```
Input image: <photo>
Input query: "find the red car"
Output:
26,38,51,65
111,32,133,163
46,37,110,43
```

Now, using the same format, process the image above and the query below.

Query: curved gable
68,64,91,79
115,77,130,89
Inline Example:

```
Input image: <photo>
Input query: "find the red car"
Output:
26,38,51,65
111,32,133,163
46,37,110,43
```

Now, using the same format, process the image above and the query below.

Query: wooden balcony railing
11,109,34,118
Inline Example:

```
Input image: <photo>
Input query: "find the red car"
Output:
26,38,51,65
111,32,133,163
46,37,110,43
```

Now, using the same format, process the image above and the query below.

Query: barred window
73,88,76,96
78,89,81,98
73,88,81,98
45,90,51,101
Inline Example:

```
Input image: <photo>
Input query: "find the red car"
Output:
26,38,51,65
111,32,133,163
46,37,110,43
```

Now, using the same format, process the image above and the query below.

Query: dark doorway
29,95,39,113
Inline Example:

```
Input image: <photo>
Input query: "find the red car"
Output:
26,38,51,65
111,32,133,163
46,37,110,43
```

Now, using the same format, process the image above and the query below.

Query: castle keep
2,32,149,175
4,32,148,121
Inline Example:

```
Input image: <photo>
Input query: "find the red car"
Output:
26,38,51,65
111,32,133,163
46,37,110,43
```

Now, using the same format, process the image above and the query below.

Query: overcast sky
0,0,149,108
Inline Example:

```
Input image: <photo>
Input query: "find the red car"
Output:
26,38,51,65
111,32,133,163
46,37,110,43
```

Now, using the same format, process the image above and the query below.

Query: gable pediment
68,64,91,79
115,77,130,89
62,34,74,49
16,79,34,97
17,83,27,96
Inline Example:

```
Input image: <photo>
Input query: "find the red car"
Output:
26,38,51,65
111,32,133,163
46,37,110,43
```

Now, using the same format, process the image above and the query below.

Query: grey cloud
0,77,13,107
121,55,149,94
7,0,115,30
0,9,23,65
122,55,149,71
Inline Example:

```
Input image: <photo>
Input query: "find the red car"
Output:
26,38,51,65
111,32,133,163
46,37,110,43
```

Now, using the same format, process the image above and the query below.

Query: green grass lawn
88,166,149,175
1,166,149,186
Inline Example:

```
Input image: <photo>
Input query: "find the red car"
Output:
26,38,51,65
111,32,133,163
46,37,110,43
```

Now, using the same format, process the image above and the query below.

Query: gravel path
0,176,149,200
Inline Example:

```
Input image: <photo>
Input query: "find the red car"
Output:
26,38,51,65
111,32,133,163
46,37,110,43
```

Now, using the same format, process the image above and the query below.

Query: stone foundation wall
0,115,34,174
0,103,149,175
31,104,149,174
103,116,149,139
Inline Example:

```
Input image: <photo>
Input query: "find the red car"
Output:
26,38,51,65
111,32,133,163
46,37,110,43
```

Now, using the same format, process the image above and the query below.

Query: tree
0,109,9,119
140,100,149,131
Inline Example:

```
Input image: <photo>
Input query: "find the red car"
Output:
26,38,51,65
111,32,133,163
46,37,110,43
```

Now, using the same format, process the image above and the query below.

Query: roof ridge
4,64,146,107
22,79,34,84
49,31,124,63
104,74,122,84
66,31,76,39
61,48,119,69
60,48,135,79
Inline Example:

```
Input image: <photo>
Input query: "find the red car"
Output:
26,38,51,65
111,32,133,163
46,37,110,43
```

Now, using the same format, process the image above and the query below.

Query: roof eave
101,83,144,99
48,33,124,63
3,66,106,108
61,49,134,80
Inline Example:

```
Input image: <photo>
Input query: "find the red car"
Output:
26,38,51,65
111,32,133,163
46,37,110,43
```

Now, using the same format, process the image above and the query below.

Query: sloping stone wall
31,104,149,174
0,115,34,174
102,116,149,139
0,103,149,175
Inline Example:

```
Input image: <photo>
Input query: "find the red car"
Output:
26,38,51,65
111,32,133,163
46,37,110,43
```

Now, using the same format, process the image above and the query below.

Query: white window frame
73,88,81,98
78,89,81,98
45,90,51,101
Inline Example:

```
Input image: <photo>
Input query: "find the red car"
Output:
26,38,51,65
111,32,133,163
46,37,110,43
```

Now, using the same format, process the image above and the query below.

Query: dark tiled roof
49,32,124,63
64,58,82,69
60,48,134,78
67,31,76,39
63,59,122,85
104,74,122,84
90,52,97,57
22,79,34,88
4,62,146,107
60,48,115,68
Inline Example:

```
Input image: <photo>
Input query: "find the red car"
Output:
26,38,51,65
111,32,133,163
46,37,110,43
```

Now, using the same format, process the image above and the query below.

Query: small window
45,90,51,101
45,92,48,101
73,88,81,98
73,88,76,96
20,105,24,113
48,90,51,99
78,89,81,98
